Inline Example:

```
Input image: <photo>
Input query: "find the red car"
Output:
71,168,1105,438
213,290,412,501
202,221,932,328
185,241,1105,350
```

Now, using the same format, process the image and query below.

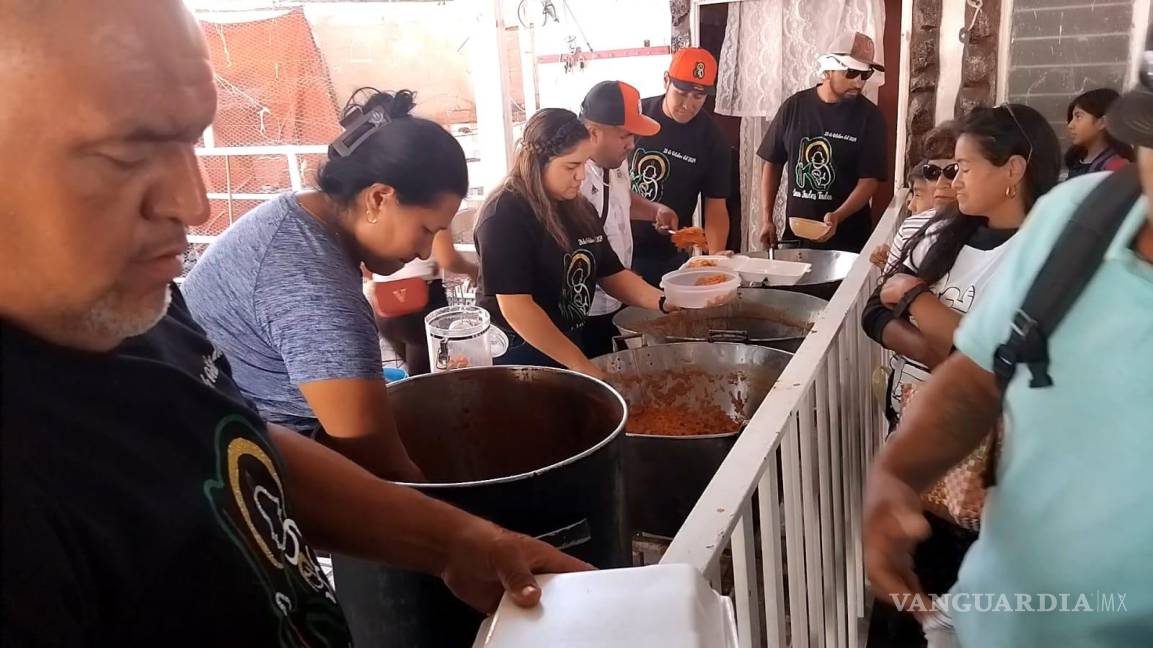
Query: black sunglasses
845,68,875,81
922,162,959,182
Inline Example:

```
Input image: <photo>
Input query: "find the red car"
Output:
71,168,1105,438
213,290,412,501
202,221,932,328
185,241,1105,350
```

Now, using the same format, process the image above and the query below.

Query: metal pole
471,0,515,196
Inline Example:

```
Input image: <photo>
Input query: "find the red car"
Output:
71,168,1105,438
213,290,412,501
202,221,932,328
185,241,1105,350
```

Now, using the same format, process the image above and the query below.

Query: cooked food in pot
608,368,749,437
627,404,744,436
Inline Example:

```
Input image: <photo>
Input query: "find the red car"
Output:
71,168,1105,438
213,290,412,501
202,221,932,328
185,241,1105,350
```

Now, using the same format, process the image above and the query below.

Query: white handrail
661,193,905,648
662,200,899,568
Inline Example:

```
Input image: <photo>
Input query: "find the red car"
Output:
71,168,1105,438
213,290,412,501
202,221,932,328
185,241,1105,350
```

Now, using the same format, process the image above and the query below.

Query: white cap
819,32,884,73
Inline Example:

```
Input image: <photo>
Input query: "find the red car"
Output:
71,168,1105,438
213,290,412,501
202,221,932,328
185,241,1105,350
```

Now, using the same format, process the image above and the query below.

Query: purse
901,382,999,532
370,277,430,318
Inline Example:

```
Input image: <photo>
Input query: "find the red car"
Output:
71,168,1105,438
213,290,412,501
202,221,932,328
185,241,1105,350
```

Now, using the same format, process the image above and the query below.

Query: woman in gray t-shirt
183,89,468,482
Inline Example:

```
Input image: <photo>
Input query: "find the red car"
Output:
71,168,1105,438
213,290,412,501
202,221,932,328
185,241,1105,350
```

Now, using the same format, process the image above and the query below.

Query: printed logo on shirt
200,345,224,387
559,248,595,325
935,273,977,314
794,136,836,201
204,415,349,646
663,148,697,164
631,148,670,202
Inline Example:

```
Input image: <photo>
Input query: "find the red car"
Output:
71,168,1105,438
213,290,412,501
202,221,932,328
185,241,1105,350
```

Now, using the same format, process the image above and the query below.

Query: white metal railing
660,195,903,648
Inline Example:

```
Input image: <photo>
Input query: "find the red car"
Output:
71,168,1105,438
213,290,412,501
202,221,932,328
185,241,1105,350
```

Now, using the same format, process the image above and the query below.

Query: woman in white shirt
859,104,1062,647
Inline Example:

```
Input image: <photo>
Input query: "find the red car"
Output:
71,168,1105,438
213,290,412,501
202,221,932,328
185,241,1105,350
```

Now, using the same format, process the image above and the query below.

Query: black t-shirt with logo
1,290,350,646
757,87,888,251
475,189,624,335
629,95,732,262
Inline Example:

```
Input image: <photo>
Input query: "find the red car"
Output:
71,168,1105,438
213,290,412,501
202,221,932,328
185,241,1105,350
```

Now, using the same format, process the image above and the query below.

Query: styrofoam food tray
472,564,739,648
728,254,811,286
660,269,740,309
679,255,735,271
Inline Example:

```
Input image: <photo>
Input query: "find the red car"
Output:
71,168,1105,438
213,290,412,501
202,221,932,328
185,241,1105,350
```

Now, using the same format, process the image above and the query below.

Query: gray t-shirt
183,193,381,431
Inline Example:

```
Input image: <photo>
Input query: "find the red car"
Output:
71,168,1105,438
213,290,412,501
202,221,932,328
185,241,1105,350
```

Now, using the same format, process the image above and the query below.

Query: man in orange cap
629,48,733,286
758,32,888,253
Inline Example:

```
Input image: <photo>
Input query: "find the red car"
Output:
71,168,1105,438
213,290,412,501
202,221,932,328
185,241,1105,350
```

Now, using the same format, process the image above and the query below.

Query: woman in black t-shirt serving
475,109,667,378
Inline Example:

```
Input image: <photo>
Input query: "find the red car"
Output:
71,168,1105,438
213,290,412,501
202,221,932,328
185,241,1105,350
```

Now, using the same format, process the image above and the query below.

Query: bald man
0,2,586,644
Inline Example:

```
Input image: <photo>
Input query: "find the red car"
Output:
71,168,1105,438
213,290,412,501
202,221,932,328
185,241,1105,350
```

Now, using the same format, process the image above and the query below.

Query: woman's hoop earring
367,209,379,224
1005,185,1018,199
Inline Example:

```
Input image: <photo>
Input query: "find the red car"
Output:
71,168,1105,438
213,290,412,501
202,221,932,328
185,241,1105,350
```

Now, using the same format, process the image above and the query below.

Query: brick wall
1006,0,1136,143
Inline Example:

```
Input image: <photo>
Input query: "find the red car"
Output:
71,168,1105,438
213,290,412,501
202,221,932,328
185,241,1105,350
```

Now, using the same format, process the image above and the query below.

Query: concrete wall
1006,0,1139,142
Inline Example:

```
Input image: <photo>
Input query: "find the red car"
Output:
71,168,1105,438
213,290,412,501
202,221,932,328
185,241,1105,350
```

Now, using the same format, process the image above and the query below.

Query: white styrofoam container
728,254,811,286
472,564,739,648
679,255,736,271
660,269,741,309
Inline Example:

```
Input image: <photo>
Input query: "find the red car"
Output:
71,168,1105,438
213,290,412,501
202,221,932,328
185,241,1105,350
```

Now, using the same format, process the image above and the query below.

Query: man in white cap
758,32,888,252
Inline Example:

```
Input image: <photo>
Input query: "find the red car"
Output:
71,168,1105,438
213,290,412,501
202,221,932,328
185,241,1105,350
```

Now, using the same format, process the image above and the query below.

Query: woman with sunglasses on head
1065,88,1135,179
860,104,1061,646
474,108,667,378
184,88,470,482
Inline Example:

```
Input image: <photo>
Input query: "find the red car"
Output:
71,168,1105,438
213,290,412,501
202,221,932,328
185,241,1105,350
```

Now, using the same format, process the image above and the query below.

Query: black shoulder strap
992,166,1143,392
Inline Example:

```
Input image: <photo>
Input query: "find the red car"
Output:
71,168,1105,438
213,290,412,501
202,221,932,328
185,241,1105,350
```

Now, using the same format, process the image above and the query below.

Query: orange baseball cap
580,80,661,136
667,47,718,95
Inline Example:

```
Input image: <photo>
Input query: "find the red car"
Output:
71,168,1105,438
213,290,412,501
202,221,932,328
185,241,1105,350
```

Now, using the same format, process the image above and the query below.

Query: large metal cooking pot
746,248,858,300
591,342,792,538
332,366,628,648
613,288,826,352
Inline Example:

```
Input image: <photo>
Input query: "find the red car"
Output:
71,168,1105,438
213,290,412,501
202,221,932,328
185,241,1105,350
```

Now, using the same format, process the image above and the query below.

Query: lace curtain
714,0,886,251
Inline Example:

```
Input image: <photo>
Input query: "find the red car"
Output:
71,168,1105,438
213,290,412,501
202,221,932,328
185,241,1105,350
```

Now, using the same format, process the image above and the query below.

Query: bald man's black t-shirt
1,290,351,646
629,95,732,280
757,87,888,252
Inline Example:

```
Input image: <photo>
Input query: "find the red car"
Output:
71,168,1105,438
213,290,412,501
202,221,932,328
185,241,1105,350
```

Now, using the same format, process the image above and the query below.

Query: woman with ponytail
184,88,471,482
474,108,667,376
861,103,1061,646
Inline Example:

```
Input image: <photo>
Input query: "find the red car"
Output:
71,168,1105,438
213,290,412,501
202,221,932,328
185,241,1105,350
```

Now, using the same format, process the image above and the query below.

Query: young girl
474,109,667,377
1065,88,1135,178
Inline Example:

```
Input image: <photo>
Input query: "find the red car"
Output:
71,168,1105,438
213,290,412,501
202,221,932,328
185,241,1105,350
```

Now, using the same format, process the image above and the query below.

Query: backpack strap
992,166,1143,393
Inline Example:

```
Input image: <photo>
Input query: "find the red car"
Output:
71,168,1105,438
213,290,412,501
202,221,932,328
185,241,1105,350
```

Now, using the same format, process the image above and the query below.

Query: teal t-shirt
950,173,1153,646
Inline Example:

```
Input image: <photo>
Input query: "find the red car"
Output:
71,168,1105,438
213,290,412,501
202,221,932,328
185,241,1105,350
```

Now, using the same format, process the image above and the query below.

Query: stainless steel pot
747,248,858,299
591,342,792,538
332,366,629,648
613,288,826,352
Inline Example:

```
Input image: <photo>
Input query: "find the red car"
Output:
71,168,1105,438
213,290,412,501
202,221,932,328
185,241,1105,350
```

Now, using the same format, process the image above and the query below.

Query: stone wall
955,0,1001,117
669,0,691,51
907,0,943,169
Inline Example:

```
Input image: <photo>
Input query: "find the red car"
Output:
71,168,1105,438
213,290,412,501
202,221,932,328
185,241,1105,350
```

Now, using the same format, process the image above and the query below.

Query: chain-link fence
185,3,532,279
